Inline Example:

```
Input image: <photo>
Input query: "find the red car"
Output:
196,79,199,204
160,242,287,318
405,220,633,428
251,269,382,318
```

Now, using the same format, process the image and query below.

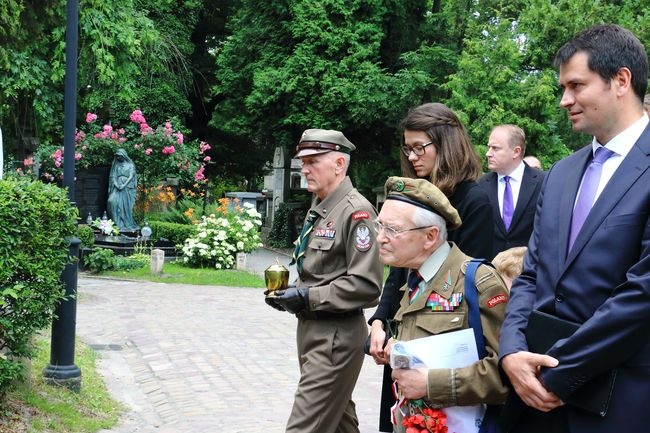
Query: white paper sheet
391,328,485,433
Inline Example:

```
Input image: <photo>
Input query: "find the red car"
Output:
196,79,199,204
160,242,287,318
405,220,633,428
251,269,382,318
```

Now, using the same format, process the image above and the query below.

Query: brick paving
77,249,383,433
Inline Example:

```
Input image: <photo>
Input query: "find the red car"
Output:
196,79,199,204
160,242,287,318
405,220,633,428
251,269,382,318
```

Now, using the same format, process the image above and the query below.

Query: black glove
264,290,285,311
273,287,309,315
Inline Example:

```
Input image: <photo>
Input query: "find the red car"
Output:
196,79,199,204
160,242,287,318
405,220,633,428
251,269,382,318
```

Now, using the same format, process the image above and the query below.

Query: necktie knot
407,271,423,303
306,210,318,223
291,210,318,273
593,146,615,164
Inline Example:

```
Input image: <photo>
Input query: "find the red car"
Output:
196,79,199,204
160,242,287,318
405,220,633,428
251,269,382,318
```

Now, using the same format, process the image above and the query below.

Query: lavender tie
569,147,615,250
502,176,514,231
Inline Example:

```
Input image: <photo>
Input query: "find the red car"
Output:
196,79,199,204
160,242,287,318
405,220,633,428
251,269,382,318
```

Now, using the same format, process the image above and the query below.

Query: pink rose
130,110,146,124
194,165,205,181
86,112,98,123
174,132,184,145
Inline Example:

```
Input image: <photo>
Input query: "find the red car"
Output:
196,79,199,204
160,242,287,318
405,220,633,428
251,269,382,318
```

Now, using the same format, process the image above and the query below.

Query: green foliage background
1,0,649,195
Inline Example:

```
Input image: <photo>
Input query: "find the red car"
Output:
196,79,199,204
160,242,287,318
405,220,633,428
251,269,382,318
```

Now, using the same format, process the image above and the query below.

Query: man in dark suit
479,124,544,260
499,24,650,433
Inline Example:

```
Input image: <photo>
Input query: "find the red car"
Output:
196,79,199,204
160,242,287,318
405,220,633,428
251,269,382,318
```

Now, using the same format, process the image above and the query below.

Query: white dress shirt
497,161,525,217
581,113,649,206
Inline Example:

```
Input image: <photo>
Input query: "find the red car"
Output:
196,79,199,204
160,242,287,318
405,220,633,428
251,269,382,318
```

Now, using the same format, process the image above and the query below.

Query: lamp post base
43,364,82,392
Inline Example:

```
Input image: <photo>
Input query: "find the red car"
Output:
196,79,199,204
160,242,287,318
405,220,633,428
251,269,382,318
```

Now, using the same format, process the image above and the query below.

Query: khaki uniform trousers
286,314,367,433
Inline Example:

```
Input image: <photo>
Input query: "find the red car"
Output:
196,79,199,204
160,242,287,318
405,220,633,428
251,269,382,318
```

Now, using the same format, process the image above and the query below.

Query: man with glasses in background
373,176,508,433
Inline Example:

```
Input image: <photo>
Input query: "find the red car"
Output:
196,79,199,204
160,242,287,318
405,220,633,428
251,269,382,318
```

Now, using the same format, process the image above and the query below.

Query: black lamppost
42,0,82,391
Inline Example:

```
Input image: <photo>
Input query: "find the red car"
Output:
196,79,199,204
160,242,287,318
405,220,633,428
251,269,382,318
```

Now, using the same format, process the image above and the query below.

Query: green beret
295,129,356,158
384,176,462,230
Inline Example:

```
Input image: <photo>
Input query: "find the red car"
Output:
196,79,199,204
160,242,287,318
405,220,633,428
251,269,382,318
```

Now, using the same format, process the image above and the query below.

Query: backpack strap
464,258,492,358
465,258,503,433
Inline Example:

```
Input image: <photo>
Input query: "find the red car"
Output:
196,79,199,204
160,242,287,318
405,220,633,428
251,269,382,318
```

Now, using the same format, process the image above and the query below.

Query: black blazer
478,163,544,260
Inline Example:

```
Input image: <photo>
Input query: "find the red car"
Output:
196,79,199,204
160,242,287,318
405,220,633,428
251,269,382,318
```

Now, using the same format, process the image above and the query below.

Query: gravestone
75,166,110,221
236,252,247,270
150,249,165,274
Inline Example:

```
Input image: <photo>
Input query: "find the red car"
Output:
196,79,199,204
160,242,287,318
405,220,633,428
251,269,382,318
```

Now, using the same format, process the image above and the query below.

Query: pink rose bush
36,110,211,186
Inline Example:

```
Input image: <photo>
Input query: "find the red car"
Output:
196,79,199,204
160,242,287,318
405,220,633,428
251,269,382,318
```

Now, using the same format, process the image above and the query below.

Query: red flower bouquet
402,399,449,433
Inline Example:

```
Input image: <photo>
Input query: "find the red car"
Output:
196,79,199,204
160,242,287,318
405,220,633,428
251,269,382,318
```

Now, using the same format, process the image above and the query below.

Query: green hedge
148,220,196,247
0,178,77,395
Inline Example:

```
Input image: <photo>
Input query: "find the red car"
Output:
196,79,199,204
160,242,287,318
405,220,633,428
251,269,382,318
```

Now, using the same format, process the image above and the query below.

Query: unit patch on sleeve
352,211,370,220
487,294,508,308
355,223,372,251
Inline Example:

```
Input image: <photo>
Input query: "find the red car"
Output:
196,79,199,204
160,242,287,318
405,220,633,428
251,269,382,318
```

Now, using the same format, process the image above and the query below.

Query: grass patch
0,334,123,433
101,261,265,288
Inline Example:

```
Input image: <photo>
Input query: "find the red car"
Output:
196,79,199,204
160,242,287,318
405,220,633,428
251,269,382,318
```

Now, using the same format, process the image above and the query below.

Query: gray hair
412,207,448,241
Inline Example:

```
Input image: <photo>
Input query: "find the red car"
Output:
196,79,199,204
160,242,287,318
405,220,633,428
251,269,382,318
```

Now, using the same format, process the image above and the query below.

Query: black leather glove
264,290,285,311
273,287,309,315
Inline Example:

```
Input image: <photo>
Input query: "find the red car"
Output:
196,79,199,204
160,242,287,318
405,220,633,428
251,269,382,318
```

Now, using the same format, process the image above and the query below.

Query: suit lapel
557,146,591,265
486,173,507,234
565,141,650,266
510,165,536,229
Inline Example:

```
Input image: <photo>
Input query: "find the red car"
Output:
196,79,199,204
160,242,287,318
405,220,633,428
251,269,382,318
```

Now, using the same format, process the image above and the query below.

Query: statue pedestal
93,234,179,258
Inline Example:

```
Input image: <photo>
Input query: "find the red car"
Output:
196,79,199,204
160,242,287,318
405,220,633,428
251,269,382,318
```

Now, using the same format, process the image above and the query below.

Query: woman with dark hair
368,102,494,432
107,148,139,232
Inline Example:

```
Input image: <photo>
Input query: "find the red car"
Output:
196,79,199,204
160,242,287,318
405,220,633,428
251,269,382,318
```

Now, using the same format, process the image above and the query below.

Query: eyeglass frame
373,219,435,239
401,141,434,157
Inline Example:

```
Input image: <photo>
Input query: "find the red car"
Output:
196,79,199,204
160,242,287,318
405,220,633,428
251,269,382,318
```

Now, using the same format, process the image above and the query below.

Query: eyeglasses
401,141,433,157
373,220,434,239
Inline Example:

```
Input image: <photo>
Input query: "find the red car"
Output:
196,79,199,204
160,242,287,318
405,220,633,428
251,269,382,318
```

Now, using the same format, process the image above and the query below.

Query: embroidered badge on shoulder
355,223,372,251
352,211,369,220
487,294,507,308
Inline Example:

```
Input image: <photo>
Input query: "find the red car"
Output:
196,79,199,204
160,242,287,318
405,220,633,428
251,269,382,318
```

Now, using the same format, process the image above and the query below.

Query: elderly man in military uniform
265,129,383,433
372,177,509,433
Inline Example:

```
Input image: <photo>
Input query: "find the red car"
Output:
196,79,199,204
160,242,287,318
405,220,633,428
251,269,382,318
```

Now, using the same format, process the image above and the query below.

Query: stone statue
107,148,139,232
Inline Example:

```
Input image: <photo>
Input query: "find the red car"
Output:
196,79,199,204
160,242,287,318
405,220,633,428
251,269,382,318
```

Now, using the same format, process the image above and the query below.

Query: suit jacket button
555,294,565,303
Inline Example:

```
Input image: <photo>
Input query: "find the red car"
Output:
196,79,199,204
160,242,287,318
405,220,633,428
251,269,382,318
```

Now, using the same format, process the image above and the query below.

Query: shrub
115,253,149,271
0,178,77,395
84,248,118,273
34,110,211,187
181,198,263,269
76,224,96,248
148,220,196,247
148,197,208,225
267,202,293,248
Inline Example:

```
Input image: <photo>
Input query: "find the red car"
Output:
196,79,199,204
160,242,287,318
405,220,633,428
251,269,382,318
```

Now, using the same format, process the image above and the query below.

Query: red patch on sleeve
487,294,508,308
352,211,369,220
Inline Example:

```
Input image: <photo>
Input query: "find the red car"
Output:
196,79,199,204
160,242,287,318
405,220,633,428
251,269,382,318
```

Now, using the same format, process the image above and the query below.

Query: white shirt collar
418,241,451,283
592,113,649,157
497,161,525,183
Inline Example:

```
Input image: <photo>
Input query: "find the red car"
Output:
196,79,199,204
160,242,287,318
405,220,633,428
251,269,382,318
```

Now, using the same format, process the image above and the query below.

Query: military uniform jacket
393,244,509,407
298,176,383,312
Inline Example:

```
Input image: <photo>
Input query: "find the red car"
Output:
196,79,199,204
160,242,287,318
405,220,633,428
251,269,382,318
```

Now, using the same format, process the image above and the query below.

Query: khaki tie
291,210,317,273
